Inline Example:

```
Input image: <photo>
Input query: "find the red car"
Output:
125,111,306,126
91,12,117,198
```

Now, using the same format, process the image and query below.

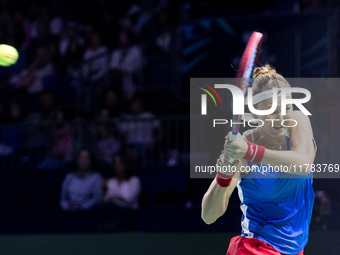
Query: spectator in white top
110,31,142,100
82,31,109,112
82,31,109,83
119,97,161,146
104,153,141,209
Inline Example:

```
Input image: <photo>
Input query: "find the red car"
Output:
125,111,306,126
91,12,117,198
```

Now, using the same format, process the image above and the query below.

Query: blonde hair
252,65,290,95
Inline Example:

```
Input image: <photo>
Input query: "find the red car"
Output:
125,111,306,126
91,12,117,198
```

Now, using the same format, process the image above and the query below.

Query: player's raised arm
201,177,238,225
201,145,243,224
201,167,240,225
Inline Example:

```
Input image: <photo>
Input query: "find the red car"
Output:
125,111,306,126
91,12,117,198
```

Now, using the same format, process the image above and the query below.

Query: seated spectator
101,89,123,118
104,153,141,209
82,31,108,84
14,45,55,95
118,96,162,162
59,22,84,57
73,112,96,156
59,22,84,80
81,31,109,112
60,149,102,210
96,123,120,167
0,101,6,124
0,101,25,156
26,89,57,122
38,89,57,121
38,108,74,170
98,107,111,121
110,30,142,101
151,11,172,87
27,19,56,63
24,112,48,168
314,190,332,231
50,109,74,162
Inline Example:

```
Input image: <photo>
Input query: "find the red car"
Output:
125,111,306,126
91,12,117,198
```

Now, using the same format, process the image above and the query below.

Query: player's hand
224,132,248,160
216,150,230,167
216,150,238,177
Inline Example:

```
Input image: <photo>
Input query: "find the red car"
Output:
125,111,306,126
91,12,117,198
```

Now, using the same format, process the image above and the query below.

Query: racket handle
230,133,238,141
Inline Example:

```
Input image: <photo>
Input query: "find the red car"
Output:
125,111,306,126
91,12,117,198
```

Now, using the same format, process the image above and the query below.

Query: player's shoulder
288,110,314,139
288,110,312,126
289,110,309,120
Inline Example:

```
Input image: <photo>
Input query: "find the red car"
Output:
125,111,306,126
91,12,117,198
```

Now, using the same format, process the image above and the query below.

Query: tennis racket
228,31,263,163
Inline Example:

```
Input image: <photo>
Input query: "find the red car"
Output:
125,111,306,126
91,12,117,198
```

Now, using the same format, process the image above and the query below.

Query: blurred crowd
0,0,338,212
0,0,177,116
0,0,338,169
0,0,184,172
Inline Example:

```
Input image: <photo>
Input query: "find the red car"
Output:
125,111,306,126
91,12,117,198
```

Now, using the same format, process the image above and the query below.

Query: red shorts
226,236,304,255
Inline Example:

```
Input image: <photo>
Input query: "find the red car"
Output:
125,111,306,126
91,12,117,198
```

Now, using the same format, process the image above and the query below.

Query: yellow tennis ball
0,44,19,67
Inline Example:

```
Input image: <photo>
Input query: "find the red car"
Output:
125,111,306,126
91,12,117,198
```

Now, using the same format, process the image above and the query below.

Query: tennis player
201,65,316,255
